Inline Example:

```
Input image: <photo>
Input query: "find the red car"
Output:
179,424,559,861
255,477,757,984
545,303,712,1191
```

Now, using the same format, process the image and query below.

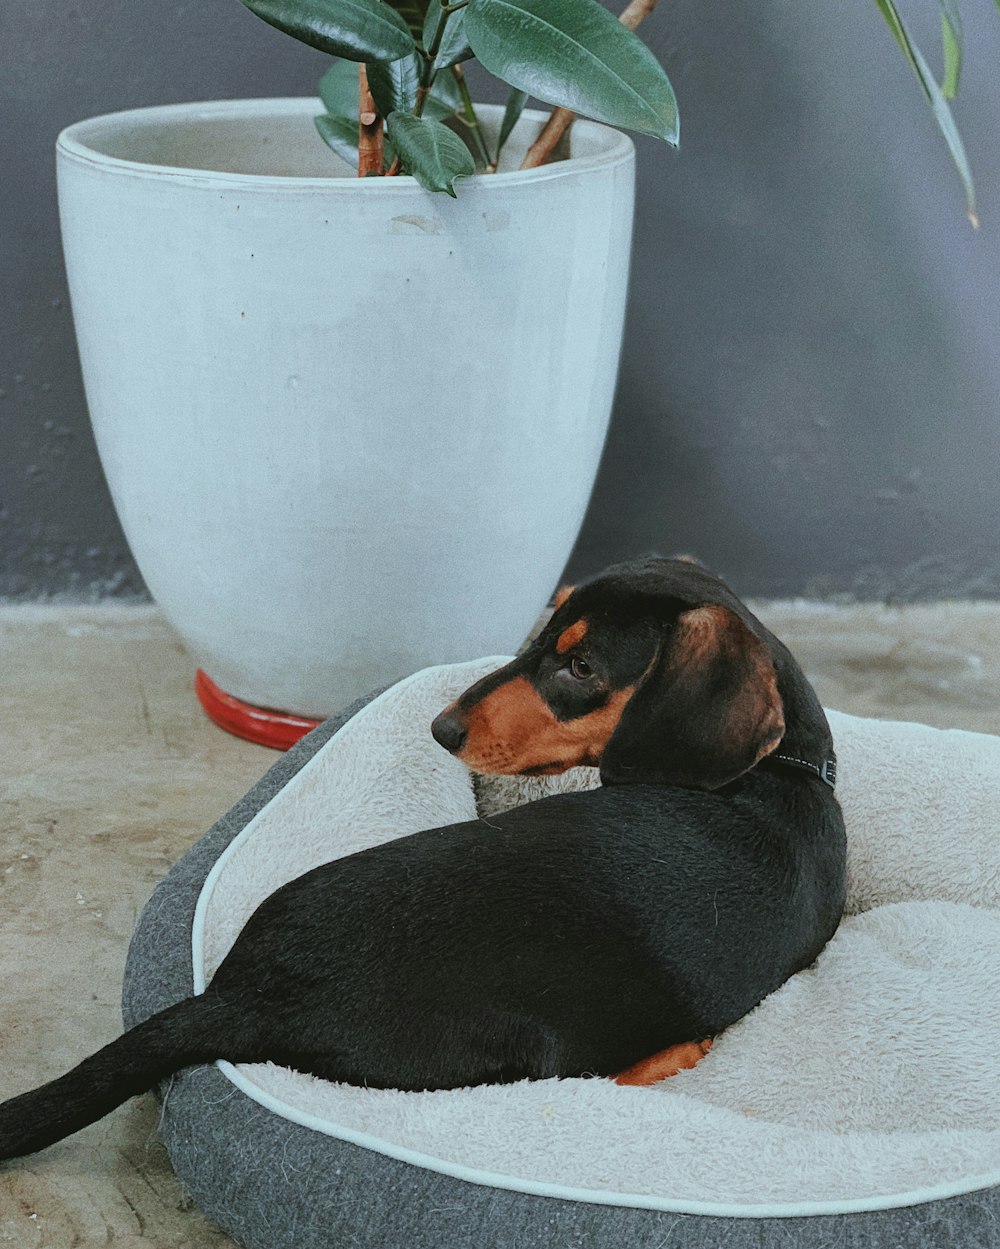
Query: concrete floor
1,600,999,1246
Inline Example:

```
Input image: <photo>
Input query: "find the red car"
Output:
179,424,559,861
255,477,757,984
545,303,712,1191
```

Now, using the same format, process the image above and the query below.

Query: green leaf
315,113,360,165
423,0,473,68
323,54,453,124
427,67,464,113
386,110,476,194
938,0,962,98
464,0,678,144
362,58,462,122
421,96,460,121
874,0,977,225
497,86,528,155
321,58,459,132
448,117,489,170
319,60,361,118
240,0,415,62
366,51,423,116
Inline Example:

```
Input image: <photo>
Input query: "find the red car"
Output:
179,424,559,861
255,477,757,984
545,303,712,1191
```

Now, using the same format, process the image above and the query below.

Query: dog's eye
569,656,593,681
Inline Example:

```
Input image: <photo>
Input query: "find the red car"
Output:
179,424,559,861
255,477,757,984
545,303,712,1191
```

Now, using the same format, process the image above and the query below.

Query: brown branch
617,0,660,32
357,64,385,177
519,106,574,171
519,0,659,171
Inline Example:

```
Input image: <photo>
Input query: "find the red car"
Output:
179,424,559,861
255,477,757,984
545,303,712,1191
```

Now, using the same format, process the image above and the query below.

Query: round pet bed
123,658,1000,1249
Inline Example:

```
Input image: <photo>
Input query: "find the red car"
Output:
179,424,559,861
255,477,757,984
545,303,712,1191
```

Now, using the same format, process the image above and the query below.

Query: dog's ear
599,605,785,790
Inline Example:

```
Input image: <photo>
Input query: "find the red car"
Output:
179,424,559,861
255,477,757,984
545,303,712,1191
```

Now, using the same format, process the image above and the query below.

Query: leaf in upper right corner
386,111,476,194
464,0,678,144
873,0,977,225
937,0,962,98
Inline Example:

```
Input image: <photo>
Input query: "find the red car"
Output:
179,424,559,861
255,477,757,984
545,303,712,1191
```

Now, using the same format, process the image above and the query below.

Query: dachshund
0,556,845,1161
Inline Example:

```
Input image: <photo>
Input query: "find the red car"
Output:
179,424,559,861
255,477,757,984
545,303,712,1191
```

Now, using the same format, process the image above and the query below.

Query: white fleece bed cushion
191,658,1000,1215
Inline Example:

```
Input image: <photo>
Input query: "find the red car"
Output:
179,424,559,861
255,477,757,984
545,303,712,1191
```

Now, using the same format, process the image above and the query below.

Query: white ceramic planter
56,99,634,718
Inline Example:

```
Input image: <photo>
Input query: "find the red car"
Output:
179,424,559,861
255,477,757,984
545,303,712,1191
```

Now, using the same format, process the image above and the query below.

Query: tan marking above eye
556,618,589,655
553,584,575,610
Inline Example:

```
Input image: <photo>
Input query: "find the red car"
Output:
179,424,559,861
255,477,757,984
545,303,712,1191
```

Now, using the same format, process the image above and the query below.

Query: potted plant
246,0,982,224
55,0,982,747
55,0,680,746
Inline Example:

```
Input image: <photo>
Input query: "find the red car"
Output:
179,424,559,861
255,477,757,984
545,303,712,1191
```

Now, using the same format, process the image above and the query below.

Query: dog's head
431,556,788,790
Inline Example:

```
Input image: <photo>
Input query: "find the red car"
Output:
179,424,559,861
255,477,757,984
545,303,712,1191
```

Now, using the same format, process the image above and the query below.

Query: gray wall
2,0,998,601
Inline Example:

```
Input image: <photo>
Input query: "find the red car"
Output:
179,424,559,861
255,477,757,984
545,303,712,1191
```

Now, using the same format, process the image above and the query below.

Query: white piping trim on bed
189,663,1000,1222
213,1057,1000,1220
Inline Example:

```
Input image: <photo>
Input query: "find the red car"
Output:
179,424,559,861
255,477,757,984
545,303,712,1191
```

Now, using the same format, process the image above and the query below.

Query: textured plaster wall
572,0,1000,599
2,0,999,601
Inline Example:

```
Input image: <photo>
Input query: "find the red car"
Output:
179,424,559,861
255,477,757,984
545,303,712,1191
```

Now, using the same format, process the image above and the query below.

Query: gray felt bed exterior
122,691,1000,1249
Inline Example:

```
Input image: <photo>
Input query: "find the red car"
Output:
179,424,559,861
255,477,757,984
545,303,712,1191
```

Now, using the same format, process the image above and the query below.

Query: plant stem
451,66,494,171
519,106,574,171
419,0,471,104
357,64,385,177
415,6,447,118
519,0,659,170
425,3,458,72
618,0,660,34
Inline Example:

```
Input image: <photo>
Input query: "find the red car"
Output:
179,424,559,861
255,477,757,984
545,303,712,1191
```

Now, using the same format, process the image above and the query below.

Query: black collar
760,751,837,790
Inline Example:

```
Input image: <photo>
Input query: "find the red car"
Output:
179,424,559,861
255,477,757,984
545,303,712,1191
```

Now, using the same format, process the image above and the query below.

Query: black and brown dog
0,556,845,1160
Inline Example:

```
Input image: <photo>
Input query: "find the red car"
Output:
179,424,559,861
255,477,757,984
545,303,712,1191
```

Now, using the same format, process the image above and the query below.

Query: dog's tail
0,993,243,1161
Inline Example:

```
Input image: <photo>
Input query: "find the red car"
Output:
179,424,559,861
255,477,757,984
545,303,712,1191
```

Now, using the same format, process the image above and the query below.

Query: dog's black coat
0,557,846,1160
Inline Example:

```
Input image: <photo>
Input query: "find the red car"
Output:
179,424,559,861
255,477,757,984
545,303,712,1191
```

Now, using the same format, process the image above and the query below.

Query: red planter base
194,669,322,751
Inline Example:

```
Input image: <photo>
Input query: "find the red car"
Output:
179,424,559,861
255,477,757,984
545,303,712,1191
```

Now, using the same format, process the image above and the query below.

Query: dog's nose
431,711,467,754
